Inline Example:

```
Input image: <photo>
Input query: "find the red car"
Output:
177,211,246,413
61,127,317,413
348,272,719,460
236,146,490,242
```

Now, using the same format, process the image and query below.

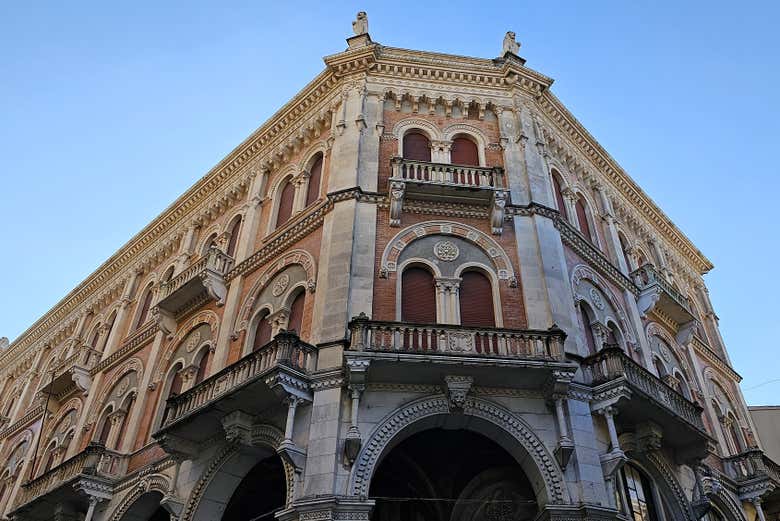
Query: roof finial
503,31,521,56
352,11,369,36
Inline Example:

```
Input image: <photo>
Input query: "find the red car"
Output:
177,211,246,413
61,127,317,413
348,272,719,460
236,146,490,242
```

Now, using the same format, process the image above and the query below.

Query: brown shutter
169,370,183,396
552,174,567,219
195,349,212,385
402,132,431,161
306,155,323,206
401,267,436,323
136,287,154,327
253,312,272,351
288,292,305,335
459,271,495,327
581,305,597,355
115,396,134,449
276,181,295,228
90,328,101,349
575,198,593,242
98,415,112,445
226,217,241,257
451,137,479,166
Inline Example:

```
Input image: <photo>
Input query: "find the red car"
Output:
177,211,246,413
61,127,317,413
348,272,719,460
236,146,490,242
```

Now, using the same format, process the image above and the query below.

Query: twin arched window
620,463,663,521
552,171,567,219
250,289,308,353
135,285,155,329
400,265,495,327
402,131,480,166
226,216,242,258
274,153,324,231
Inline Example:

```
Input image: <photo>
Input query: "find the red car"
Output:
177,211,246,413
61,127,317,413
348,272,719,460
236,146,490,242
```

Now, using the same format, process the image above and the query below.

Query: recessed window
403,132,431,162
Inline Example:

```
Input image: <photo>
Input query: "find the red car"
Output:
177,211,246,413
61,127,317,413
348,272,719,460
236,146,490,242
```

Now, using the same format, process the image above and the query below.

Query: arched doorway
118,491,170,521
222,453,286,520
370,429,538,521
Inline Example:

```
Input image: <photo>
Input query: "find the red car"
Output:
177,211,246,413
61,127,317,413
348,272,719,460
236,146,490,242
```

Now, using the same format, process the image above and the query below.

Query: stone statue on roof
353,12,369,36
503,31,520,55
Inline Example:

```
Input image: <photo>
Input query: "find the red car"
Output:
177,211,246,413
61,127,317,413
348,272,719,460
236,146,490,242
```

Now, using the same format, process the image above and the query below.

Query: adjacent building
0,14,776,521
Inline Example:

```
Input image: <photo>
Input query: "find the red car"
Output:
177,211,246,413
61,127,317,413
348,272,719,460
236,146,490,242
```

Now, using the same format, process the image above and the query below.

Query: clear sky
1,2,778,404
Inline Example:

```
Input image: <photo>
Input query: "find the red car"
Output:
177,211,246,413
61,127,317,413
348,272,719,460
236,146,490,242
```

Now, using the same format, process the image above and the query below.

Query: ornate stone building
0,14,776,521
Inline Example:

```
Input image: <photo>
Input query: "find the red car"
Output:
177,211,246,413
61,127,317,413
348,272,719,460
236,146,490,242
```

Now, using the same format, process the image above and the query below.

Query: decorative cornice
692,336,741,383
0,405,44,439
538,92,713,274
91,323,159,376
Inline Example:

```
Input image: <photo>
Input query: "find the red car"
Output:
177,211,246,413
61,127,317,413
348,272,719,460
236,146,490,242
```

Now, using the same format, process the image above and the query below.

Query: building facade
0,14,777,521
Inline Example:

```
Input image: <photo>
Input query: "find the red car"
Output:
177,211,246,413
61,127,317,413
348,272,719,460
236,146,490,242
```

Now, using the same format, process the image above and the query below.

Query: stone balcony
153,332,316,466
582,347,711,462
631,264,695,329
345,316,575,390
39,344,102,397
153,247,234,335
10,443,125,520
388,157,509,233
723,449,780,513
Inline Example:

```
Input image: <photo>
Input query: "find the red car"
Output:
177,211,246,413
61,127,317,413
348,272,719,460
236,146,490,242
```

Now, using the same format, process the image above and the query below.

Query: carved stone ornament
352,11,368,36
115,376,130,397
443,375,474,410
185,331,201,353
589,287,605,310
272,273,291,297
433,240,460,262
502,31,520,55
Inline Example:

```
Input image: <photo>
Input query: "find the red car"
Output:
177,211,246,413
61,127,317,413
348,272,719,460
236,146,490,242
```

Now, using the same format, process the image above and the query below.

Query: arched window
459,271,495,327
3,396,16,418
97,410,113,445
575,197,594,243
654,358,667,378
450,137,479,166
606,322,620,347
41,445,57,474
195,348,212,386
305,154,323,206
620,464,661,521
552,171,567,219
103,311,116,349
674,375,691,400
287,292,305,335
579,303,597,355
727,416,744,454
619,233,632,273
226,217,242,258
275,180,295,229
402,132,431,162
401,267,436,323
253,311,272,352
162,266,175,283
160,365,184,427
202,233,218,256
135,285,154,329
89,327,101,350
115,395,135,450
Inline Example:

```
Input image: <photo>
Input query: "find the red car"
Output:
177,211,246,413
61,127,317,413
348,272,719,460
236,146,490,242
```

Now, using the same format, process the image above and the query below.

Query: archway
118,491,170,521
222,454,286,520
370,428,537,521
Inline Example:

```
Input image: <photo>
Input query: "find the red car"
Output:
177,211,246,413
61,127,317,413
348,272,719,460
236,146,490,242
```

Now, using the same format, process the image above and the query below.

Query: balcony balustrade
582,347,710,460
631,264,695,328
345,317,574,390
39,344,102,397
388,157,509,233
153,331,316,450
723,449,780,514
153,247,234,335
11,443,125,520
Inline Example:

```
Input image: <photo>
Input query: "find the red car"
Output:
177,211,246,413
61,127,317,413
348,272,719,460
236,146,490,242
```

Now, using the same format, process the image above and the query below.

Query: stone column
752,497,767,521
175,223,200,272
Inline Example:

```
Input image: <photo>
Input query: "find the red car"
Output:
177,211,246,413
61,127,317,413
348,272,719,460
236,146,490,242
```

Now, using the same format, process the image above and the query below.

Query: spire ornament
352,11,368,36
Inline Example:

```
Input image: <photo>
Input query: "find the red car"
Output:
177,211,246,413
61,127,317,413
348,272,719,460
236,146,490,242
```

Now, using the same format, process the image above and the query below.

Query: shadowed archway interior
221,454,286,521
369,428,537,521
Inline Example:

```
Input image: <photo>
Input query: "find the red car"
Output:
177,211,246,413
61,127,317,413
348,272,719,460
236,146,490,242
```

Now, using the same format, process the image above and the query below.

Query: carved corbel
443,375,473,412
388,181,405,227
676,320,698,345
155,433,199,460
636,421,664,453
221,410,256,446
636,286,662,318
200,272,228,307
152,306,177,337
70,366,93,396
490,190,508,235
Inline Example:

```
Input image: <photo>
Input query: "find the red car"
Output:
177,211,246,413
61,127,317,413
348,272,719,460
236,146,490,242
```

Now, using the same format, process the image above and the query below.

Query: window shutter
169,371,183,397
450,137,479,166
306,155,323,206
402,132,431,161
288,292,305,335
98,416,112,445
90,329,101,349
459,271,495,327
552,175,567,219
136,288,154,327
276,181,295,229
575,198,593,242
195,349,211,385
581,305,597,355
401,267,436,323
253,313,272,351
226,218,241,257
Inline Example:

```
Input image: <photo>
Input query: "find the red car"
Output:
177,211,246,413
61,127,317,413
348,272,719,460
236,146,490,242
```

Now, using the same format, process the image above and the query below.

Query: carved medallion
660,342,671,362
434,241,460,262
272,274,290,297
589,288,605,310
185,331,201,353
115,376,130,397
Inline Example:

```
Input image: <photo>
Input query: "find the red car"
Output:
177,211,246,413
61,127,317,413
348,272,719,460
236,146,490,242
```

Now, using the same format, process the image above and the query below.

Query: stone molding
349,395,568,505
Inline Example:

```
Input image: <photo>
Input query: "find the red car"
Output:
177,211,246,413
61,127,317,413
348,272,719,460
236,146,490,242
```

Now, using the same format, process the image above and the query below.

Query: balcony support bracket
152,306,177,337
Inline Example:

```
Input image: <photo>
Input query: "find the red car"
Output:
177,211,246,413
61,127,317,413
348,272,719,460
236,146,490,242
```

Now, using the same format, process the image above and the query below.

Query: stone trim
349,395,568,505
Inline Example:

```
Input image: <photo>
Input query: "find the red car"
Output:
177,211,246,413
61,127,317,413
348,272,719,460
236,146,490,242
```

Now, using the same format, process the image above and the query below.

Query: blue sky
1,2,778,404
